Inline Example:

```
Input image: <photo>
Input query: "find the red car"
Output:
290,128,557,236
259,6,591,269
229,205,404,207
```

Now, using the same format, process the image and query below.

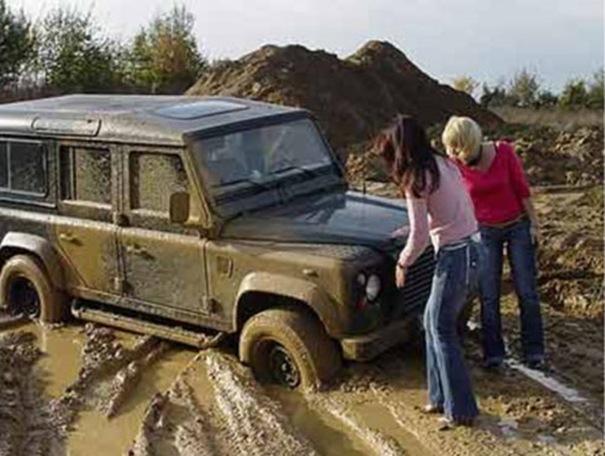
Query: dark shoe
525,357,545,370
421,404,444,414
482,358,504,370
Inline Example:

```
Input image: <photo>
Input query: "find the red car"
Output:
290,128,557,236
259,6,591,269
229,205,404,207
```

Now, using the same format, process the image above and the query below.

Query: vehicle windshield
191,118,343,215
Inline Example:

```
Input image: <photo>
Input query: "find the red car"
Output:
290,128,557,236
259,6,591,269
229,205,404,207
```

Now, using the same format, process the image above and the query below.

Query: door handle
59,232,79,244
125,243,148,256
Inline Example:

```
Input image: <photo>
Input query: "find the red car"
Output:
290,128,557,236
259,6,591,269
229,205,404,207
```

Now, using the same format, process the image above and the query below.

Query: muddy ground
0,114,603,456
0,184,603,456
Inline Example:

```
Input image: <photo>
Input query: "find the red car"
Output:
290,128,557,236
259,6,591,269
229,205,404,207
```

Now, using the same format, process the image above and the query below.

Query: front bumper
339,313,419,361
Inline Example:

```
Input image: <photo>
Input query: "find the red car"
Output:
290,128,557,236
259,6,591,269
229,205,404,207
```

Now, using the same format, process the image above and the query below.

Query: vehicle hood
222,191,408,252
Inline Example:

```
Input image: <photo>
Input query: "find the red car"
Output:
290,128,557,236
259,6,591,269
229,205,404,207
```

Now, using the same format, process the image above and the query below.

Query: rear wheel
239,306,341,390
0,255,67,323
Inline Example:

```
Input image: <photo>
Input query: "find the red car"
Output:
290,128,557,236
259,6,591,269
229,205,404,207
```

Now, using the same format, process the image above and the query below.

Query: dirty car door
118,148,208,320
55,144,120,296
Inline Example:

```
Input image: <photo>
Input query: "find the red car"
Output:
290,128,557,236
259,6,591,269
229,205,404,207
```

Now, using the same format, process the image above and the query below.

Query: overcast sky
6,0,604,92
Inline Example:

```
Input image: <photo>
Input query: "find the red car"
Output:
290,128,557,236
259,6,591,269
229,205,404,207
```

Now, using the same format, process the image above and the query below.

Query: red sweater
456,141,531,225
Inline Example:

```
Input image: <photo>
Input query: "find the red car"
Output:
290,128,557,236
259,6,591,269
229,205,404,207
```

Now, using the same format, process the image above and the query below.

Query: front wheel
239,306,341,390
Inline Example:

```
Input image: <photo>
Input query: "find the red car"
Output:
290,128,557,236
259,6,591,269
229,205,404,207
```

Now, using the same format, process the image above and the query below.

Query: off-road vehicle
0,95,434,389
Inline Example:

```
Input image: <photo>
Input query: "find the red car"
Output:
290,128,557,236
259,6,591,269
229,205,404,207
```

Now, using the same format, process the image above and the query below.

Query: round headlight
365,274,381,301
356,273,367,286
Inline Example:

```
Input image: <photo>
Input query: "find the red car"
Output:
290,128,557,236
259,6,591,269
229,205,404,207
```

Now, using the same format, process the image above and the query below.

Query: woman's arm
522,197,541,245
398,194,430,268
506,143,540,244
506,143,531,201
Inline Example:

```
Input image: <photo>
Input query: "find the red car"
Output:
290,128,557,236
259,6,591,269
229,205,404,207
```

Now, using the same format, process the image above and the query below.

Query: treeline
452,69,604,110
0,1,206,100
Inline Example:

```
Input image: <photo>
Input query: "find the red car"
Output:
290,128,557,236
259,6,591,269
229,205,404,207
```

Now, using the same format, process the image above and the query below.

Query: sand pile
187,40,501,155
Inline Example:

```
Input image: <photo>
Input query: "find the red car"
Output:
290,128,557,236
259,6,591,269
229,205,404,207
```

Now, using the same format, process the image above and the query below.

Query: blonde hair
441,116,483,162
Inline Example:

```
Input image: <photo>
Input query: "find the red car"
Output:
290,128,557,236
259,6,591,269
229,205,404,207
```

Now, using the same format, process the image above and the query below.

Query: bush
587,70,604,109
533,90,559,108
508,68,540,107
451,75,478,97
480,83,510,107
559,79,590,109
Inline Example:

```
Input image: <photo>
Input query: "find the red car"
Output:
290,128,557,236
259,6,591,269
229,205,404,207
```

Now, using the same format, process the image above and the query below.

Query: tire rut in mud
51,324,169,427
129,350,319,456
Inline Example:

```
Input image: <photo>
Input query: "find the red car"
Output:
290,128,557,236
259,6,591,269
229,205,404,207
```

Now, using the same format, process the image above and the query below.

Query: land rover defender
0,95,434,389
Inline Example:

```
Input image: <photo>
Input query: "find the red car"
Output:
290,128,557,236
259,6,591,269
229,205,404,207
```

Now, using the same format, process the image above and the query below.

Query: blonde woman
442,116,545,369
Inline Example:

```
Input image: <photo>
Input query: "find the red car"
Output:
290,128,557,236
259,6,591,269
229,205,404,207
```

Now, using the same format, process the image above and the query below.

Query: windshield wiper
273,164,321,180
214,177,276,191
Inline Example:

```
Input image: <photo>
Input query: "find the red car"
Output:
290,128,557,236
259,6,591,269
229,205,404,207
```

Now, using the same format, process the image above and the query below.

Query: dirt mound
491,125,604,187
187,40,501,154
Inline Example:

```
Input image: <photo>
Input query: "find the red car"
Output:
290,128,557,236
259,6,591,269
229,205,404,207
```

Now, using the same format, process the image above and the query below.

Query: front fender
0,232,66,290
235,272,344,337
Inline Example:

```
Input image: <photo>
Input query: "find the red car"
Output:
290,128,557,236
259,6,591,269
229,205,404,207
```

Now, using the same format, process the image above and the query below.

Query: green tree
127,5,206,94
37,7,121,93
587,69,604,109
0,0,35,87
559,78,590,109
451,75,479,97
508,68,540,107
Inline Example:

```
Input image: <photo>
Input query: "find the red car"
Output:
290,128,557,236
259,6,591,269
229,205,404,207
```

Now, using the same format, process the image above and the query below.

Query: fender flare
0,232,66,290
235,272,342,337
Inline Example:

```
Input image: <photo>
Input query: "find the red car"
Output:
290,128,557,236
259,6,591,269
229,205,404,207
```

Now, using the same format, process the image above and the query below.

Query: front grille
388,247,435,319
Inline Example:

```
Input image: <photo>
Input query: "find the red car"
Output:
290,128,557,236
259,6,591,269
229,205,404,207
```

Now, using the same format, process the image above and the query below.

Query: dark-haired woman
377,115,482,427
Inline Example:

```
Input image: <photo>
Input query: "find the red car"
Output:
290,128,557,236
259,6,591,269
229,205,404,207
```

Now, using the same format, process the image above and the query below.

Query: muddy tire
239,306,342,391
0,254,67,323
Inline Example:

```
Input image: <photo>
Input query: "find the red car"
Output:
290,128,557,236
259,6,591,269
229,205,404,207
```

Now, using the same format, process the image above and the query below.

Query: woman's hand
395,264,407,288
390,226,410,239
530,222,541,246
522,198,541,246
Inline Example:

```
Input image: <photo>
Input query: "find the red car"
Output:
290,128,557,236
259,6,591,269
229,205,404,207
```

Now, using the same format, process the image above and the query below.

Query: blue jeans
479,218,545,364
424,235,481,420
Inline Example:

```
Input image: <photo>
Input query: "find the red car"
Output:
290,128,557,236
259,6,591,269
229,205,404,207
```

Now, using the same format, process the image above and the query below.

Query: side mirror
169,192,190,224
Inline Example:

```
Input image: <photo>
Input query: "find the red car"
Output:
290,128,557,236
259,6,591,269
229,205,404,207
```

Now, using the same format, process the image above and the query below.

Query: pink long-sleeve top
455,141,531,225
398,155,478,268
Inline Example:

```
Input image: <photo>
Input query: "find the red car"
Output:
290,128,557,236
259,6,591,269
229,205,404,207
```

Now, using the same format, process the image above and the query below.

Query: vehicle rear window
0,140,46,195
130,152,188,213
60,147,111,205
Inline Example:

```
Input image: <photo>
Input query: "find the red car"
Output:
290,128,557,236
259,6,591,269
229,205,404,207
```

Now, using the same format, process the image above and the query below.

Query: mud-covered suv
0,95,434,389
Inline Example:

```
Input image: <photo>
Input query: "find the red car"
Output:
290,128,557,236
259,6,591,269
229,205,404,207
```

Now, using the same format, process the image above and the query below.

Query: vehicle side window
130,152,187,214
60,147,111,206
0,143,7,188
0,140,46,195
